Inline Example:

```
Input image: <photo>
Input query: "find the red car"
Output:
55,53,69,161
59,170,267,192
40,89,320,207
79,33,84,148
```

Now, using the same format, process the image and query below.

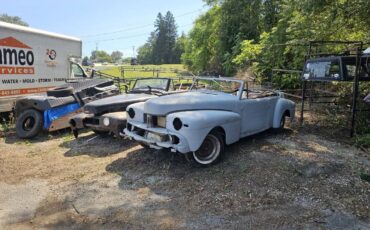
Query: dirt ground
0,119,369,230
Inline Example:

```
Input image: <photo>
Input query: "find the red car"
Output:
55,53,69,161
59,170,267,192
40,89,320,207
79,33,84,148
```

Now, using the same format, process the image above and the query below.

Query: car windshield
132,78,169,91
191,78,242,95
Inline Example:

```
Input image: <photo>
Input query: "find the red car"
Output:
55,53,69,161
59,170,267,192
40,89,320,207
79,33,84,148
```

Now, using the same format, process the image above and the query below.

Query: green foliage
1,118,9,133
276,74,301,89
232,39,263,66
137,11,183,65
183,0,370,136
356,134,370,148
90,50,112,63
184,0,277,75
184,0,370,77
137,43,152,64
0,14,28,26
100,64,186,78
111,51,123,63
181,6,223,74
360,172,370,183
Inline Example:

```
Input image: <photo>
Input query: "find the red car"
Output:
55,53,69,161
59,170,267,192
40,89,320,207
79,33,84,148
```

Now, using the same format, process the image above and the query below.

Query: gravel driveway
0,123,369,229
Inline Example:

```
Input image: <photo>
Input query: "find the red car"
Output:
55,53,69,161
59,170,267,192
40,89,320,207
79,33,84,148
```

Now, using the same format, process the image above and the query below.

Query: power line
79,9,202,38
84,23,194,43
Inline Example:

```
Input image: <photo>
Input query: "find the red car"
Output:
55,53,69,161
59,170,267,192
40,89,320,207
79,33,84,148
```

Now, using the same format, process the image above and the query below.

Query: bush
356,134,370,148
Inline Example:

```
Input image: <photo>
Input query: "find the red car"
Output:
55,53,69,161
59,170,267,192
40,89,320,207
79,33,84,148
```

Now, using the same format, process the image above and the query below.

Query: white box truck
0,21,89,113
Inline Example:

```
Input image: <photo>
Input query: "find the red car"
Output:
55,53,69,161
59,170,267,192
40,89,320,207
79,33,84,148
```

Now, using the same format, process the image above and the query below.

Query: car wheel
47,86,74,97
16,109,44,139
186,131,224,166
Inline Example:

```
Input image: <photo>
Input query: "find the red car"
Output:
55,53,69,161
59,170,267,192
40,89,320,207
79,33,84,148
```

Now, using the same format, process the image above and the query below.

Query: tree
173,33,187,64
260,0,280,32
0,14,28,26
183,0,370,76
90,50,112,63
137,32,156,64
182,6,223,73
163,11,178,63
137,11,180,64
82,56,89,66
152,11,178,64
183,0,262,75
111,51,123,63
137,43,154,64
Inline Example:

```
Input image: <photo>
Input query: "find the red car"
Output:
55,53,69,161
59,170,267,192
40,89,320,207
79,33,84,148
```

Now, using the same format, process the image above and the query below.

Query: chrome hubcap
193,134,220,165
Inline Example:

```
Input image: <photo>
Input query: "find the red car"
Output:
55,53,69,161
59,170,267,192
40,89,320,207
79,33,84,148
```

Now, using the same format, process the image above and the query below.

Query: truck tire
186,131,224,167
47,86,74,97
16,109,44,139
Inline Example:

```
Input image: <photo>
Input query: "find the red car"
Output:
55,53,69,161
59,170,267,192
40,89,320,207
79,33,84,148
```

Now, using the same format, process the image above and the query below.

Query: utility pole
94,42,99,63
132,46,135,58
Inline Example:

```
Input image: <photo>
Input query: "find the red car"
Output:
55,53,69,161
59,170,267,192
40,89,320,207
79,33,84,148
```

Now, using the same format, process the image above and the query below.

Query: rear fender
272,98,295,128
166,110,241,152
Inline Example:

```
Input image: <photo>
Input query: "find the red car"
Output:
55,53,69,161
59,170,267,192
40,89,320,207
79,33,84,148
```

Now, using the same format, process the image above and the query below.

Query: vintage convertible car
69,77,181,138
124,77,296,166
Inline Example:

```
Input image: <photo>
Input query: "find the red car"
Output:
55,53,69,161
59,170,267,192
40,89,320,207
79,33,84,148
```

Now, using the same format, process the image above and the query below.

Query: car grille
144,114,166,128
85,117,100,125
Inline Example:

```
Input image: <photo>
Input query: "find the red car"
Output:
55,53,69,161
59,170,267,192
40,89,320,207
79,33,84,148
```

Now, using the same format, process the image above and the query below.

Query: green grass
356,134,370,148
99,64,193,89
100,64,188,78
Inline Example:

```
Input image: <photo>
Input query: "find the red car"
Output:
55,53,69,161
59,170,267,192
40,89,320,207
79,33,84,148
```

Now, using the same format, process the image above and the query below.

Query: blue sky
1,0,206,58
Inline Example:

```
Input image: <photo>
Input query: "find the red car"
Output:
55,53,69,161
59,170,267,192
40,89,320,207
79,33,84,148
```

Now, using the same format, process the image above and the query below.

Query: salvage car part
15,78,119,139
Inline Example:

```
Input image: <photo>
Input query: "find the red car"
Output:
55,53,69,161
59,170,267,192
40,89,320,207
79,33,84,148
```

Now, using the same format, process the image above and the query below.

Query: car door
238,96,278,137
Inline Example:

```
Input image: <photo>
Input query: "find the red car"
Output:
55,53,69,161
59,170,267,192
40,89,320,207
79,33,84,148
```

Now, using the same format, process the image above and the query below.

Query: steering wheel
150,88,166,96
147,85,152,93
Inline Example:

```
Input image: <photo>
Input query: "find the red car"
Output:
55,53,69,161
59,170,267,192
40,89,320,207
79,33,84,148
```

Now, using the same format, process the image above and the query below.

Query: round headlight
173,117,182,130
128,108,135,119
103,117,110,126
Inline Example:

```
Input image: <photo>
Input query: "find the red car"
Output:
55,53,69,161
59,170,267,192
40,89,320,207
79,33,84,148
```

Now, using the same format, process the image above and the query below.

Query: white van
0,21,88,113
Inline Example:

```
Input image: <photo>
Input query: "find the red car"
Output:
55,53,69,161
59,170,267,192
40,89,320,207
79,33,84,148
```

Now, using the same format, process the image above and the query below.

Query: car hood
84,93,157,115
144,91,238,115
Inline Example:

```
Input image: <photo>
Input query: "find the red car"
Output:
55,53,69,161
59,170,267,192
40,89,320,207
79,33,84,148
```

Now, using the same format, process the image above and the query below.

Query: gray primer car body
69,78,180,137
124,77,295,161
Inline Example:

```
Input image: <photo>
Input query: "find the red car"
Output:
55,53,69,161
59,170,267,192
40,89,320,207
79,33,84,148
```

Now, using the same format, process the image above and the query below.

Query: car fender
14,96,52,115
166,110,241,152
272,98,295,128
126,102,146,123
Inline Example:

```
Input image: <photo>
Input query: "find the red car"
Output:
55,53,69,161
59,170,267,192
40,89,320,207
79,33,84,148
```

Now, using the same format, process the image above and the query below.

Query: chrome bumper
124,121,190,153
70,112,127,137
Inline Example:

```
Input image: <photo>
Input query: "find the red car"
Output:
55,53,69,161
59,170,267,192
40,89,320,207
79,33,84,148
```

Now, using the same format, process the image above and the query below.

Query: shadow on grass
2,127,73,144
61,132,137,158
4,126,369,230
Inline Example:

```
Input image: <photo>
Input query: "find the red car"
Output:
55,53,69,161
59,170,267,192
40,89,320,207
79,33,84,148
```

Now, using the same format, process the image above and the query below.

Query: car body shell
124,77,296,153
69,78,183,137
70,93,156,136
